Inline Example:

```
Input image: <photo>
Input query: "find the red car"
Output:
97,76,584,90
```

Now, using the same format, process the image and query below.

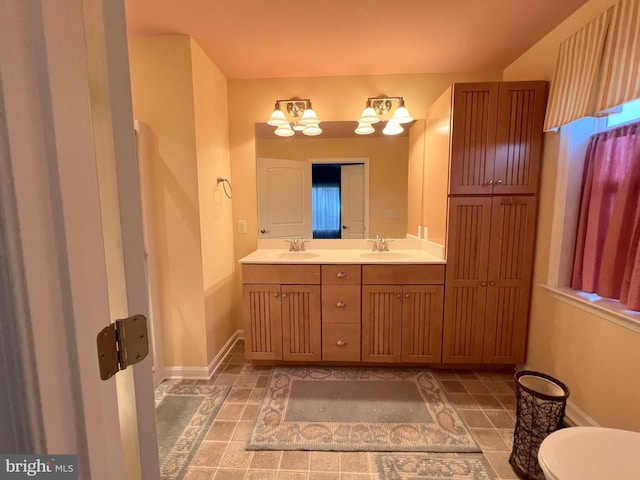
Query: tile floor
174,341,522,480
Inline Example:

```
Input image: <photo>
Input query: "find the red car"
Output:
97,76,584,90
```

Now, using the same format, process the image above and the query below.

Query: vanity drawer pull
336,271,347,278
274,292,279,298
282,293,288,298
336,301,347,308
336,340,346,346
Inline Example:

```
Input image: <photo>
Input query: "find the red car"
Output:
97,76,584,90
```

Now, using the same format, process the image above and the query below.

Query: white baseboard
164,329,243,380
564,400,600,427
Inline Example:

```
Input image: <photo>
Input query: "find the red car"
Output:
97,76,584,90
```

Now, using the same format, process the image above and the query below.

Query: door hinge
96,314,149,380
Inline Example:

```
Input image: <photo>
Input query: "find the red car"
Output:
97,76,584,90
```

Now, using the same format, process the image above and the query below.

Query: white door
341,164,366,238
257,157,313,238
1,1,158,479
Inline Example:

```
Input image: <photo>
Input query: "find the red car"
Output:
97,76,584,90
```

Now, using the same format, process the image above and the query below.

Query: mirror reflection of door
256,157,312,238
257,157,368,239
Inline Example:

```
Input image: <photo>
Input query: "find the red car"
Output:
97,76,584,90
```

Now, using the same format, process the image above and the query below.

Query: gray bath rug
377,453,496,480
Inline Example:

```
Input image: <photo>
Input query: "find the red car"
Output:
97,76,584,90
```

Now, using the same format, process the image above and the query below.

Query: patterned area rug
155,381,230,480
377,453,496,480
246,367,480,452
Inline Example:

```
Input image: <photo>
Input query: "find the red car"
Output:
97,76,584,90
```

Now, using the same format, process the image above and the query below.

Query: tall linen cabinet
425,81,548,364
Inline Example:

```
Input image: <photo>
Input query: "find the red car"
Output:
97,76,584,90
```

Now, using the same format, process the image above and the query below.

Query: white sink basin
268,251,320,259
359,252,412,259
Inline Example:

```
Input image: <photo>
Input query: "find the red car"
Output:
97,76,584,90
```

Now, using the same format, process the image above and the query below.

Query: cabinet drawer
322,324,361,362
362,264,444,285
322,285,361,323
242,264,320,284
322,264,361,284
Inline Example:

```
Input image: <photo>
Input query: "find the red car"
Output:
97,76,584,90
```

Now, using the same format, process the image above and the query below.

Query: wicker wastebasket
509,371,570,480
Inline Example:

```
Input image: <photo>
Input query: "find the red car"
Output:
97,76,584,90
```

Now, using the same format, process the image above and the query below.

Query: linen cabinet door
493,82,547,195
281,285,321,361
443,196,492,363
449,83,499,195
401,285,444,363
483,196,537,364
243,285,282,360
361,285,403,362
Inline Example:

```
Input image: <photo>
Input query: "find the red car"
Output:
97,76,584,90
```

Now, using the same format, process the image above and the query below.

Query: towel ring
216,177,232,199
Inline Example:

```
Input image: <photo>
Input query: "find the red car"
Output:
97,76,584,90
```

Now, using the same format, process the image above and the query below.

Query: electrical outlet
237,220,247,234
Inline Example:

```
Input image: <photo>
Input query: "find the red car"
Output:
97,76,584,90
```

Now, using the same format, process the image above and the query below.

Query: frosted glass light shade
382,120,403,135
358,106,380,124
302,124,322,136
274,124,294,137
292,121,305,131
267,109,288,126
391,105,413,124
299,108,320,125
355,122,375,135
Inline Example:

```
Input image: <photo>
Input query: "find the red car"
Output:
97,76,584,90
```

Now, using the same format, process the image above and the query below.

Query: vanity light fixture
267,98,322,137
355,96,414,135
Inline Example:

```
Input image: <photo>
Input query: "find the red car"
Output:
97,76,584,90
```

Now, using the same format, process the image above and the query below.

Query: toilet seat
538,426,640,480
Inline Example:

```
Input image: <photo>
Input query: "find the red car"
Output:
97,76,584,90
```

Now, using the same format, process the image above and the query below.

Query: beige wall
128,35,235,368
407,120,426,238
256,136,410,238
504,0,640,431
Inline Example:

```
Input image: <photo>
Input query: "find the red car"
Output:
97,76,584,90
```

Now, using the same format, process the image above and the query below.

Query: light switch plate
238,220,247,234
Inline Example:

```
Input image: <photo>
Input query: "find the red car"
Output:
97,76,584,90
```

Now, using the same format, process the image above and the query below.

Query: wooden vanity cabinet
242,264,321,361
321,264,361,362
449,81,547,196
361,265,444,363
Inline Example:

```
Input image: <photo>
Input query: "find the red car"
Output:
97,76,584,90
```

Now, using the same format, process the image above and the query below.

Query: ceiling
124,0,589,80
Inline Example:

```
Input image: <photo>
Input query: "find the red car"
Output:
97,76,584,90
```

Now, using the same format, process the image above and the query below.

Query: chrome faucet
368,235,391,252
286,236,307,252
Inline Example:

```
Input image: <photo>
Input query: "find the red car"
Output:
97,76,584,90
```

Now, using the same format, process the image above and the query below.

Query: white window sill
541,285,640,334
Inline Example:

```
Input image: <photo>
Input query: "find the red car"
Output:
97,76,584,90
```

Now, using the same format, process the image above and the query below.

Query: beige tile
461,379,490,394
246,471,278,480
228,388,253,402
256,375,271,388
241,404,259,421
216,374,240,386
483,451,520,479
277,472,307,480
453,370,478,380
232,421,254,442
339,452,370,473
280,451,310,471
310,452,340,472
471,393,503,409
445,392,479,409
184,468,216,480
458,409,492,428
223,364,245,374
249,388,266,403
191,441,228,467
215,469,248,480
237,374,261,388
485,410,516,429
497,428,515,448
220,443,253,469
440,380,466,393
250,451,282,470
470,428,510,451
309,473,339,480
217,404,246,421
430,369,459,380
207,421,238,441
495,394,517,410
481,380,516,395
339,474,374,480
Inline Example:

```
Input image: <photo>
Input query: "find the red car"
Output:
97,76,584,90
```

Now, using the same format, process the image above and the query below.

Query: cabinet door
493,82,547,195
443,197,492,363
401,285,444,363
361,285,403,362
449,83,499,195
243,285,282,360
282,285,321,361
483,196,537,363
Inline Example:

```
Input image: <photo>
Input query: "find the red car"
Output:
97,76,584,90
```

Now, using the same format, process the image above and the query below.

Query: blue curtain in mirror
312,165,341,239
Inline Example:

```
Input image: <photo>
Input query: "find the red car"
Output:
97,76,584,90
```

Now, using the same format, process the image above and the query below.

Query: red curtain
572,121,640,310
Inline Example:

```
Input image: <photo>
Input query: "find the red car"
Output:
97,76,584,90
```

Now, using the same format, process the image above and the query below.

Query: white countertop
239,239,445,265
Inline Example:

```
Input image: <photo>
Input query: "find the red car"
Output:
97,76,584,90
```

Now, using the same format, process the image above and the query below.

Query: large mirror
255,120,425,239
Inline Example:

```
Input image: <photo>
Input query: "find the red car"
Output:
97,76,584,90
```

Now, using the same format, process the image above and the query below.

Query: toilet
538,426,640,479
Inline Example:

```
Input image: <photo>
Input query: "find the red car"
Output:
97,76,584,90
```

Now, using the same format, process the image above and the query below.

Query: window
311,164,341,239
546,98,640,328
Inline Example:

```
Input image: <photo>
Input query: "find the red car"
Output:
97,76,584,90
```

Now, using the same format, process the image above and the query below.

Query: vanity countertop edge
238,248,445,265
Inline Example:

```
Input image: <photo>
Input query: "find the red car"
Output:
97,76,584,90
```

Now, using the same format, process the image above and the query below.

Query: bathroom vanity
240,244,448,365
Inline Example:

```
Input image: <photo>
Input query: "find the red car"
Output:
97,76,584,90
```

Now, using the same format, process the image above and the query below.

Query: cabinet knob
481,282,486,287
274,292,279,297
336,340,346,346
496,179,503,185
489,281,496,286
336,301,346,308
396,294,401,299
282,293,288,298
486,179,494,186
336,271,347,278
405,294,410,298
